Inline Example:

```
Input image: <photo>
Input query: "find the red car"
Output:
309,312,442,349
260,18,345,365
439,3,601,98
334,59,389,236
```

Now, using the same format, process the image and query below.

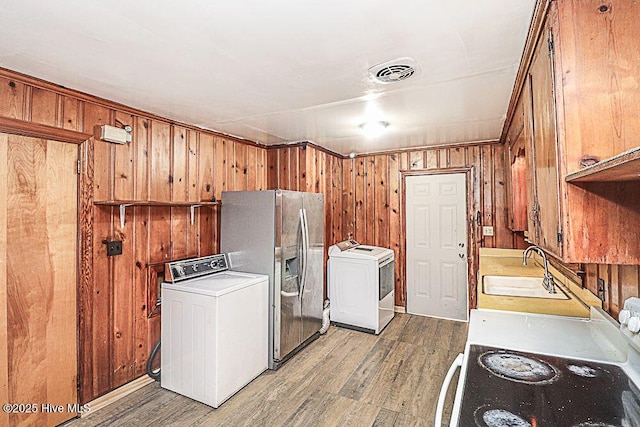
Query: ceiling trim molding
0,116,91,144
266,141,344,159
0,67,264,149
351,139,501,158
499,0,551,143
267,139,501,159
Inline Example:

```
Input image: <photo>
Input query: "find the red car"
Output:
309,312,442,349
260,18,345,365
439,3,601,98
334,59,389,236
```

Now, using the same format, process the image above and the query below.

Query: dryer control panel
334,239,360,252
165,254,228,283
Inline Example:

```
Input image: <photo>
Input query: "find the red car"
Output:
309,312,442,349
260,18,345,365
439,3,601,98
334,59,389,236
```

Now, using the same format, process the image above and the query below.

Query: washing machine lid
329,240,394,261
162,271,267,297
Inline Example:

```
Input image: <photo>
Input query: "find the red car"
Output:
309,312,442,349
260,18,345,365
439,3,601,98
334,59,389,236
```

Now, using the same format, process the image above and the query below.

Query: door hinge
557,226,563,244
548,30,555,57
77,159,81,174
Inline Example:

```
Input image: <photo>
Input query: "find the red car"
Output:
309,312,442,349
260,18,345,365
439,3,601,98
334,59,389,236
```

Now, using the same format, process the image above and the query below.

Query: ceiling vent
368,58,420,84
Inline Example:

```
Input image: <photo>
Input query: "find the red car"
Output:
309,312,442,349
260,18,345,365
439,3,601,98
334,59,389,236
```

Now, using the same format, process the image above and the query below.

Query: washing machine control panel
165,254,228,282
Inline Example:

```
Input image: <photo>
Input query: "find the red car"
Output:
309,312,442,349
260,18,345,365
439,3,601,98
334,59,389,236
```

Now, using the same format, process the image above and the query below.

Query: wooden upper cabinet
504,0,640,264
506,91,528,232
528,21,562,258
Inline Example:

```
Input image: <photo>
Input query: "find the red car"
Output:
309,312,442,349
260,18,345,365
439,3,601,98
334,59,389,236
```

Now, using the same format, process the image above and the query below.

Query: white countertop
467,308,627,363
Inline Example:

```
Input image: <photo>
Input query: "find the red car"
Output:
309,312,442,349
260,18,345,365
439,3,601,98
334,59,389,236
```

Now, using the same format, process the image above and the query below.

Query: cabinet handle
459,253,465,259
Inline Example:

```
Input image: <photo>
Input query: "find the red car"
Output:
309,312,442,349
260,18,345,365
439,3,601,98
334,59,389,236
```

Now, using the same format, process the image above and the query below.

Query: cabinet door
506,92,528,232
528,23,562,257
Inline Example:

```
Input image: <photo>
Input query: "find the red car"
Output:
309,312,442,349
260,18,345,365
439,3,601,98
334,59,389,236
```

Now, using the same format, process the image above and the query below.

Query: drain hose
319,300,330,334
146,339,161,381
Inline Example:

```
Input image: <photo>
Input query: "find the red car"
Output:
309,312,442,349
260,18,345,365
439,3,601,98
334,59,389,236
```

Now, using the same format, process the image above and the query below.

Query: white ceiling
0,0,534,155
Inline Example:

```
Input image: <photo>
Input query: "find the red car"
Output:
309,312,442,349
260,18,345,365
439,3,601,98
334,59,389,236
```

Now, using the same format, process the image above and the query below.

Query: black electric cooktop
458,345,640,427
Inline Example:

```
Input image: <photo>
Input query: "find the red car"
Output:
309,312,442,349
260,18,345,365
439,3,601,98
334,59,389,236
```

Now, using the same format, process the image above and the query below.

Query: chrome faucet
523,245,556,294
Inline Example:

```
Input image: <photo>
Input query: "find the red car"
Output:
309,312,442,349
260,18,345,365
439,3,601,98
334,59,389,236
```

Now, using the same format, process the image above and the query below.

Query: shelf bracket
119,204,133,229
190,204,204,225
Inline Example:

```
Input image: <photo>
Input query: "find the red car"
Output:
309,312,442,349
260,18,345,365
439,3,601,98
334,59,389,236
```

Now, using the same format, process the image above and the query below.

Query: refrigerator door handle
299,208,309,298
298,209,306,298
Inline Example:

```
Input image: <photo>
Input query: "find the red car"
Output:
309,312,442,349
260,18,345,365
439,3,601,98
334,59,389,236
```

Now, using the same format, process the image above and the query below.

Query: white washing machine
160,254,268,408
328,240,395,334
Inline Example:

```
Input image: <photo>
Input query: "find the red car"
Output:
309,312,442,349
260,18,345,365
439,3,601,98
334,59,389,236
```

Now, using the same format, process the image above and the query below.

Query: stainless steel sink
483,276,569,299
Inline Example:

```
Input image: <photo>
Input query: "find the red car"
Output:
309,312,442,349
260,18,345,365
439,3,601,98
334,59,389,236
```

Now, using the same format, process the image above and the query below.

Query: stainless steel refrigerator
220,190,324,369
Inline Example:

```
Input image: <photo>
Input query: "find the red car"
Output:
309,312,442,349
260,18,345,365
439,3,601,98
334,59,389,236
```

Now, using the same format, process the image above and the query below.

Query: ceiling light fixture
359,121,389,138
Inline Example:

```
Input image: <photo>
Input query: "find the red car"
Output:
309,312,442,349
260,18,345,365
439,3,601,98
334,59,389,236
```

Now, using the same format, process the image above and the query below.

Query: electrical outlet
482,226,494,236
598,278,606,301
104,240,123,256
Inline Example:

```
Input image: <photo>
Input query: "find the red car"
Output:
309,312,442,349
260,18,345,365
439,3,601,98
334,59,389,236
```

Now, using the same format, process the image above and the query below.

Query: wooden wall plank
132,206,150,379
134,117,150,201
199,134,215,256
388,154,403,306
342,158,355,240
481,145,495,248
187,130,199,202
186,131,199,257
85,103,112,201
0,77,25,120
172,126,188,202
258,148,266,190
365,156,375,244
92,206,113,397
374,155,389,248
62,96,80,131
354,157,366,243
425,150,438,169
409,151,423,169
114,112,135,201
149,120,171,201
226,139,236,190
290,147,300,191
449,146,466,168
235,141,248,191
247,145,258,191
111,206,134,389
171,126,189,260
277,147,289,190
331,156,343,245
305,146,317,193
267,149,279,189
30,87,58,127
492,144,511,248
438,149,449,168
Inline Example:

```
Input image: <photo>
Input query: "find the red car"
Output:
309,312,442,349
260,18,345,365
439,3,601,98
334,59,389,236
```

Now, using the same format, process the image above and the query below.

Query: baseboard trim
82,375,155,417
394,305,406,314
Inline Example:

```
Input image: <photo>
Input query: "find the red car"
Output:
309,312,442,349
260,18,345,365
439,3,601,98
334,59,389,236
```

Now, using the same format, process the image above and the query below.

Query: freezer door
277,190,304,360
301,192,324,342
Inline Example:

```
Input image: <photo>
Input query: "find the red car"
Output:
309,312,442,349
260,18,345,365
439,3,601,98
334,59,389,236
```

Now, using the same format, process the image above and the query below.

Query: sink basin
483,276,568,299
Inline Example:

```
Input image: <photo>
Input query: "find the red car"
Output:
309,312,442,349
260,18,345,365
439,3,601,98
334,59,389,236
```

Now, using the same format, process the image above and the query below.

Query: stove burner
571,423,619,427
473,406,531,427
567,364,599,377
479,351,559,384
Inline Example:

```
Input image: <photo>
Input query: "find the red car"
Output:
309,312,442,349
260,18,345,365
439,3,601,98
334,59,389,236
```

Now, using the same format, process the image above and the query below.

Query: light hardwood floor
67,314,467,426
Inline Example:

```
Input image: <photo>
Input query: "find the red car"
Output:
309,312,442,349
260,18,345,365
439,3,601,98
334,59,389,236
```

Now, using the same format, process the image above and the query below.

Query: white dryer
328,240,395,334
161,254,268,408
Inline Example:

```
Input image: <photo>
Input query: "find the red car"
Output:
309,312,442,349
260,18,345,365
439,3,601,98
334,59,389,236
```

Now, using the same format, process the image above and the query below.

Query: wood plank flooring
67,314,467,427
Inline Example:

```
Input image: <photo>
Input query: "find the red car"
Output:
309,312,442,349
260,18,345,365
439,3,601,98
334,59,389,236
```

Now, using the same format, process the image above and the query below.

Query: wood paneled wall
341,143,513,308
584,264,640,319
266,142,515,309
0,70,267,403
266,144,344,294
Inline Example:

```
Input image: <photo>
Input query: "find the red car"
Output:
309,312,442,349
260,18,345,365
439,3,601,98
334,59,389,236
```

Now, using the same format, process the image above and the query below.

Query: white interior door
406,173,468,321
